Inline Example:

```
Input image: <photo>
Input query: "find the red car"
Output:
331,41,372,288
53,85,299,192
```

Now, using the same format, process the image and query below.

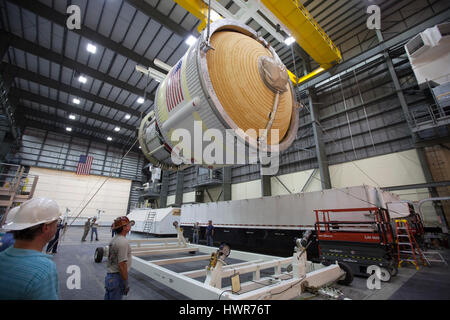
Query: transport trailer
180,185,420,259
315,207,398,280
184,226,320,259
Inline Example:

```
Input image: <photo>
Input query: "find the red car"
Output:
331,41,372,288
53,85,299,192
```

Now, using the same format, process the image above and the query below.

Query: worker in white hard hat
81,217,91,242
0,206,20,252
104,216,135,300
0,197,62,300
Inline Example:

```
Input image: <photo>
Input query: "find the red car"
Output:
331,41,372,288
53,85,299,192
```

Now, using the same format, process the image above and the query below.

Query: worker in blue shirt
206,220,214,246
0,198,62,300
0,206,20,252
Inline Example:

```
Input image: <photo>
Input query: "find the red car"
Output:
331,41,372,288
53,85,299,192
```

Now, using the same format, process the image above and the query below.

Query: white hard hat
0,206,20,232
5,206,20,225
4,198,61,231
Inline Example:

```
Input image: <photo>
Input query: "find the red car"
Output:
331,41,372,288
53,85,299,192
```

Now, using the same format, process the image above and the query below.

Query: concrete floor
52,226,450,300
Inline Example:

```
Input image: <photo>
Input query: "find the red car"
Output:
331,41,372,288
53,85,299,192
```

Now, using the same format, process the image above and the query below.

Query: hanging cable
46,136,139,253
300,94,382,188
296,96,412,216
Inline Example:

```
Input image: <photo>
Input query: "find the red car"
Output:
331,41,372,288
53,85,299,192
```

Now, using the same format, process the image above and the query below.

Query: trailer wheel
321,260,331,267
337,262,353,286
379,267,391,282
389,266,398,277
94,247,104,263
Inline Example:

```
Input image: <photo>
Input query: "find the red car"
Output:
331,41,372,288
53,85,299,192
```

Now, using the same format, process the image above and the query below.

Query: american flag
166,60,184,112
76,155,93,175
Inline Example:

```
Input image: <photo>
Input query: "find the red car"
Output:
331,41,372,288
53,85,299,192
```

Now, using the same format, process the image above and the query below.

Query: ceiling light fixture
107,137,113,141
87,43,97,54
78,75,87,84
209,9,222,22
69,114,76,120
137,97,145,104
114,127,120,132
73,98,81,105
284,36,295,46
125,114,131,120
185,35,197,46
66,127,72,132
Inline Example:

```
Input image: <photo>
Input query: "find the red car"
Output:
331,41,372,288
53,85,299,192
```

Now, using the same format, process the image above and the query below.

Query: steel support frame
376,29,447,232
18,119,138,157
261,173,272,197
159,171,169,208
131,244,344,300
382,181,450,192
299,8,450,92
309,90,332,190
1,63,141,118
416,146,448,228
222,167,232,201
10,88,135,132
0,32,155,102
10,0,167,75
0,40,9,63
174,170,185,207
376,30,414,129
17,106,129,141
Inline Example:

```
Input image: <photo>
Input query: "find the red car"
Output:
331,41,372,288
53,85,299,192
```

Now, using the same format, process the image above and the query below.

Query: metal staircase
0,163,39,225
143,211,157,236
395,219,427,270
422,251,448,266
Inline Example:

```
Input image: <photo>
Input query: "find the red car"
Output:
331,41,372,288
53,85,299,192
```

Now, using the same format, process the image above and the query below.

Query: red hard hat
112,216,135,230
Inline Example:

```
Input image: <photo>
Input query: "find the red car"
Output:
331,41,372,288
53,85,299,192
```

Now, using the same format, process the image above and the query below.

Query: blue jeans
46,238,59,253
206,234,213,246
91,228,98,241
192,232,199,244
104,273,125,300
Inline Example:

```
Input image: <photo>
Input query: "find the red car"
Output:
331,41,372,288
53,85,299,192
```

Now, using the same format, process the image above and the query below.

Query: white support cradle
131,239,346,300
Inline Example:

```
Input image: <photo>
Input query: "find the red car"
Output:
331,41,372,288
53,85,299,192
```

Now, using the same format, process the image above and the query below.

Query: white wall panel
270,169,319,196
167,195,176,206
329,149,427,188
203,186,222,203
28,167,132,224
231,180,261,200
183,191,195,203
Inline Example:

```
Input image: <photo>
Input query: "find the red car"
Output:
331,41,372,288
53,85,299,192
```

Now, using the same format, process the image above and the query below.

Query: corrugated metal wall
20,127,145,181
160,0,446,195
163,51,427,195
127,180,143,213
16,1,447,201
19,127,146,213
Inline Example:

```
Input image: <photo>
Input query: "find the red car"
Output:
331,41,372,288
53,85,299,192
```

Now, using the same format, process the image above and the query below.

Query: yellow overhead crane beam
174,0,219,33
175,0,341,85
260,0,342,84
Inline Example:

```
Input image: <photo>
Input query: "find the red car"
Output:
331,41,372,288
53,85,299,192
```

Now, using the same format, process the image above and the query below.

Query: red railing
314,207,395,245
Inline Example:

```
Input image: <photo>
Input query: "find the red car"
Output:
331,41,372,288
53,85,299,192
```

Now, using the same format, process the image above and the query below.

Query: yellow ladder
395,219,426,270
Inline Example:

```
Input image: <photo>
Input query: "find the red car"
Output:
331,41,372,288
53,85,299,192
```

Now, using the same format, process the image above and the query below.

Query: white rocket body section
138,19,299,171
180,185,413,230
405,22,450,88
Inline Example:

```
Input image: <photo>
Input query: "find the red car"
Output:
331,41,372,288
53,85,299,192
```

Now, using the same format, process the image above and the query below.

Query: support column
416,147,448,231
309,90,332,190
261,172,272,197
302,55,331,190
222,167,232,201
174,170,184,207
377,30,447,230
159,171,169,208
376,30,415,132
0,36,9,62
